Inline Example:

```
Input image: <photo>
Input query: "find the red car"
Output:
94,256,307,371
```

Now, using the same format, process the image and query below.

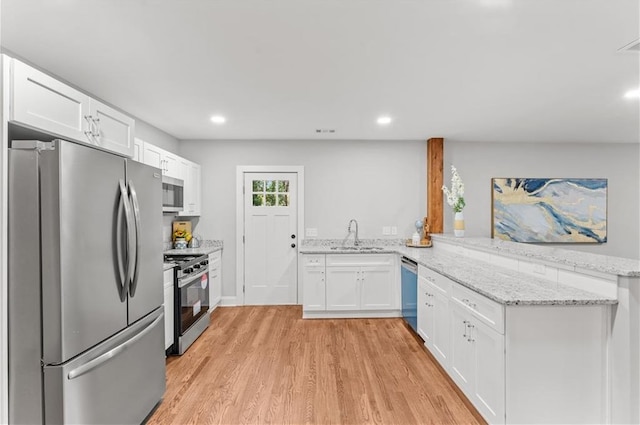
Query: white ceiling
2,0,638,143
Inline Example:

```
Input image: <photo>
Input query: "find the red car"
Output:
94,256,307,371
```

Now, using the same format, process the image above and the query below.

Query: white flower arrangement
441,165,466,213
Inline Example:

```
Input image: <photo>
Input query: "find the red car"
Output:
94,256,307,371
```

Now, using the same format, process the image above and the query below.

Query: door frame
235,165,305,306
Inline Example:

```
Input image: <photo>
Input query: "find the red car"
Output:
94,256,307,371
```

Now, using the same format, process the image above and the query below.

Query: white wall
443,141,640,259
135,119,179,153
179,139,427,300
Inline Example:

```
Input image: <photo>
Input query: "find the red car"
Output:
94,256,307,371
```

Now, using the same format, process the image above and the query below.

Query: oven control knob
202,260,209,266
193,264,201,269
184,267,193,274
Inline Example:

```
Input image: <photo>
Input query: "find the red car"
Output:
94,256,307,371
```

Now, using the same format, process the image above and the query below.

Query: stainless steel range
164,253,210,354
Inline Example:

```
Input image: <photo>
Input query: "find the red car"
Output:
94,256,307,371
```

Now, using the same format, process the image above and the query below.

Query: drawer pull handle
462,298,477,308
466,324,475,342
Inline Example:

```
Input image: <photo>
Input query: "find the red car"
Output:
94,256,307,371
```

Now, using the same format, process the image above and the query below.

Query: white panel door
432,290,451,367
325,267,359,310
474,319,505,424
90,100,135,157
244,173,298,305
360,265,395,310
302,267,326,311
449,304,474,393
142,143,163,169
11,58,92,142
418,278,433,343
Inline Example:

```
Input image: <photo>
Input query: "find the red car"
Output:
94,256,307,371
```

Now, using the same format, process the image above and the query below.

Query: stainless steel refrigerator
8,139,166,424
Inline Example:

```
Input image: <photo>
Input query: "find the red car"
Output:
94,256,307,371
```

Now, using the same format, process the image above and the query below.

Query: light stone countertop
164,239,223,256
163,262,176,271
430,234,640,277
300,239,618,306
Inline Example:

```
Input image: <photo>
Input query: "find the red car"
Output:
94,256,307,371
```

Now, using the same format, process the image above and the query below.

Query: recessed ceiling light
624,89,640,99
377,116,392,125
210,115,226,124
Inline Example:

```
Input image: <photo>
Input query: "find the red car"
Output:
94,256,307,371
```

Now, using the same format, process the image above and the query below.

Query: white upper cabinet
133,138,144,162
163,151,181,180
140,140,201,216
8,56,134,157
89,100,135,157
142,142,163,169
178,159,201,217
141,142,182,180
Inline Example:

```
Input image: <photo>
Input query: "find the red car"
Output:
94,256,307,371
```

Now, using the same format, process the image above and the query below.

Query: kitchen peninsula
300,235,640,424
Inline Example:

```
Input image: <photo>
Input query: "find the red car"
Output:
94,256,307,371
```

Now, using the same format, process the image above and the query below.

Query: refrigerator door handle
116,180,129,301
128,180,142,297
119,179,135,297
67,312,164,380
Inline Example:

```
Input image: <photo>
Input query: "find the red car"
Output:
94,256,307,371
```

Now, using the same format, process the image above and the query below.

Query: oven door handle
178,269,208,288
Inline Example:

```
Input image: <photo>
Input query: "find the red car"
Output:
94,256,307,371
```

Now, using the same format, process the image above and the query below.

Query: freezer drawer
43,308,166,425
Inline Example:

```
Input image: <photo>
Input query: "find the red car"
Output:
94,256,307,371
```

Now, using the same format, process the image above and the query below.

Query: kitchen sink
329,246,385,251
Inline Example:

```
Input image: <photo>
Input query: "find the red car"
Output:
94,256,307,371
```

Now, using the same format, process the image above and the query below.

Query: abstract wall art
492,178,607,243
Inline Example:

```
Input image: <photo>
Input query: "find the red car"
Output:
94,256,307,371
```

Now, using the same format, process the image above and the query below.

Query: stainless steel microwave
162,176,184,212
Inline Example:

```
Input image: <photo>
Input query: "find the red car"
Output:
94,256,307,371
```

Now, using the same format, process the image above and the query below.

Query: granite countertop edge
164,239,224,256
300,240,618,307
429,234,640,277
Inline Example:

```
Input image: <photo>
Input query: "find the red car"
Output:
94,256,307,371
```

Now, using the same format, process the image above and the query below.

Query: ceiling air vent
315,129,336,134
618,38,640,53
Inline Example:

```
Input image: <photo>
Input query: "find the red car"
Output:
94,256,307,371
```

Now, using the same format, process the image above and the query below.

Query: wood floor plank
147,306,486,425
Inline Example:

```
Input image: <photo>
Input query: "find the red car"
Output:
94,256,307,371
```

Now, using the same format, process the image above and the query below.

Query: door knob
291,243,296,248
291,234,296,239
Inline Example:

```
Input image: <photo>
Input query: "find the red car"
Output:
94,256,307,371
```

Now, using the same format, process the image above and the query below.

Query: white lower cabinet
163,268,175,351
326,255,396,311
422,264,607,425
302,255,326,311
208,251,222,310
302,254,398,317
430,288,450,366
450,300,505,424
473,318,505,424
417,278,433,343
418,266,451,367
360,265,395,309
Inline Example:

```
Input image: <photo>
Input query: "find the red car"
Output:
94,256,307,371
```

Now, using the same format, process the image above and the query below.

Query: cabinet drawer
208,250,222,263
303,255,325,267
452,283,504,334
326,254,393,267
418,265,452,295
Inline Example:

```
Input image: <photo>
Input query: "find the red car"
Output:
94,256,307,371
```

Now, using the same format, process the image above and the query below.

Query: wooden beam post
427,138,444,234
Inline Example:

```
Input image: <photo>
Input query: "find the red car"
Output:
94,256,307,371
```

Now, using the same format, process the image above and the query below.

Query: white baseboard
220,296,237,306
302,309,401,319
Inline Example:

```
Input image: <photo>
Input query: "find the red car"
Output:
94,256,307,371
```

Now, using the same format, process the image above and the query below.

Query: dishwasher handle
401,256,418,274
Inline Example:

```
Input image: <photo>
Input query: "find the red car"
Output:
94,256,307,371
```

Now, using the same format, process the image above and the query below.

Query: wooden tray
405,240,432,248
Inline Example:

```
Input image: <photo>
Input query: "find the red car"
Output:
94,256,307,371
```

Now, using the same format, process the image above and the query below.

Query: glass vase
454,211,465,237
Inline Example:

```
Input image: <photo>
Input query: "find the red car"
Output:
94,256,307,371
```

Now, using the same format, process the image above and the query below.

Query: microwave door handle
128,180,142,297
119,179,134,297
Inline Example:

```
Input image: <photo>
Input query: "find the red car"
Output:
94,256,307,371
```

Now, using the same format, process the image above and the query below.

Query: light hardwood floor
147,306,485,425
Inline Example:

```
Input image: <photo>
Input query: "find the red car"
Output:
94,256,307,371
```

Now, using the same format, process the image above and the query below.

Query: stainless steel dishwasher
401,256,418,333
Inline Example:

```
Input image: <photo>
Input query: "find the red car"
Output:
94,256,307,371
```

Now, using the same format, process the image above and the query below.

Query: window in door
252,179,290,206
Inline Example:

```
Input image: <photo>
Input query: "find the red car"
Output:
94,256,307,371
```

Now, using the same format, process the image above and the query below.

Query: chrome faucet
348,219,360,246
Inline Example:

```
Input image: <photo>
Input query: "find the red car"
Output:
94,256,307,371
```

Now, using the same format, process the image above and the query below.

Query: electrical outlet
382,226,391,235
391,226,398,235
305,228,318,237
532,263,546,275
